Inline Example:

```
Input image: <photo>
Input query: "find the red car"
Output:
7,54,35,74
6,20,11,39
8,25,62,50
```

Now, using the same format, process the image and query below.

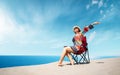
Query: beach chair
71,36,90,64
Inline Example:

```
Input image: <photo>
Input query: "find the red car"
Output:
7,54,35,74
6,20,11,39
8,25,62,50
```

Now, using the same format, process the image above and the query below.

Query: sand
0,58,120,75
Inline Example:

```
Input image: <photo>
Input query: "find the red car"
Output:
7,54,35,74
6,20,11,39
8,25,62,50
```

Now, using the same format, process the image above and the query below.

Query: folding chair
71,36,90,64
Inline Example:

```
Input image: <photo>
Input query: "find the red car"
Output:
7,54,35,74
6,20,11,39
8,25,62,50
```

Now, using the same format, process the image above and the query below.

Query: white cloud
99,14,106,21
89,30,120,58
47,37,72,49
92,0,104,7
93,36,108,45
100,10,103,14
92,0,99,5
110,4,114,7
99,4,117,21
88,31,96,43
92,30,120,45
98,0,104,8
86,0,104,10
86,4,90,10
51,41,68,49
0,3,74,55
0,5,38,45
114,36,120,40
114,32,120,40
86,0,99,10
26,3,63,26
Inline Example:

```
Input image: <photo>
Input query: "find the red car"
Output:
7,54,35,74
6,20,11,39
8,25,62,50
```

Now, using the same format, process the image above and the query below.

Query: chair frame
71,48,90,64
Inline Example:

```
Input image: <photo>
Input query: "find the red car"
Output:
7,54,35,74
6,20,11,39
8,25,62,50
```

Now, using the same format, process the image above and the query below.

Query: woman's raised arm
82,22,100,35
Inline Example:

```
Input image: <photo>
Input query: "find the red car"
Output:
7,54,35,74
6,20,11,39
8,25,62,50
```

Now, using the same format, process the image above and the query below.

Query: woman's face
74,28,80,33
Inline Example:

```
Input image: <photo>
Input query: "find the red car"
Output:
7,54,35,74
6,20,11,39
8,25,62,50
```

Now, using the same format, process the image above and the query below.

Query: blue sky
0,0,120,58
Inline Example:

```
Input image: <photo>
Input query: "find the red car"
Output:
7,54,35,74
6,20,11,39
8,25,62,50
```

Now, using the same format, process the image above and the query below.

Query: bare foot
71,60,74,65
57,64,63,66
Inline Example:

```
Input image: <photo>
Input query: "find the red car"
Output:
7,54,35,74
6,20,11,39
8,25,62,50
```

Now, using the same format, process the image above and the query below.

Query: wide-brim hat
73,26,81,31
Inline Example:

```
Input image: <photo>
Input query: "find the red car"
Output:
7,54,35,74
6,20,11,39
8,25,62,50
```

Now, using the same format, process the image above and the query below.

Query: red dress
71,24,94,54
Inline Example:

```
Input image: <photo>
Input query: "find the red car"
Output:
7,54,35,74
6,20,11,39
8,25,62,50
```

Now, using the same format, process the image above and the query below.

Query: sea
0,55,120,68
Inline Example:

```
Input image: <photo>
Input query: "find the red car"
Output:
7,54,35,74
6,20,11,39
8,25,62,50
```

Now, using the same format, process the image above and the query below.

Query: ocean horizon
0,55,120,68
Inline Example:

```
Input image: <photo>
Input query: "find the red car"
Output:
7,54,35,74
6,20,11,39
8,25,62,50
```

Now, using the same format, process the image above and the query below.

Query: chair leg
79,51,90,64
71,54,79,64
71,50,90,64
87,50,90,63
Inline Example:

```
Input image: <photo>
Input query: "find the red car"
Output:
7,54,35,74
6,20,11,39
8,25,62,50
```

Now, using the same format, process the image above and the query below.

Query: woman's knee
63,47,67,52
63,47,69,53
64,47,73,53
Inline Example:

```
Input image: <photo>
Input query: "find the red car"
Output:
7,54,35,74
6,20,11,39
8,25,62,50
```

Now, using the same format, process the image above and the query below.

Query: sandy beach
0,58,120,75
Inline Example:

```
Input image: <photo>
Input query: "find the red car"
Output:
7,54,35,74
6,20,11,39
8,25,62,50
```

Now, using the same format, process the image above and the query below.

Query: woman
57,22,100,66
58,26,83,66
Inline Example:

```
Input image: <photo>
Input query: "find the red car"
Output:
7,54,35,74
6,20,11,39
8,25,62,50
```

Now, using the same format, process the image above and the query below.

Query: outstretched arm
82,22,100,34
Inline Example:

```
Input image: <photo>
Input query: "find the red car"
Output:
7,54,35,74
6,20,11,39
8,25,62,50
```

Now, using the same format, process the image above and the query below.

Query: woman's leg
58,47,74,66
66,53,74,65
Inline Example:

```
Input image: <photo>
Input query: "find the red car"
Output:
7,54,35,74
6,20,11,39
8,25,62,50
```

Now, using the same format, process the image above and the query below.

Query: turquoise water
0,56,119,68
0,56,69,68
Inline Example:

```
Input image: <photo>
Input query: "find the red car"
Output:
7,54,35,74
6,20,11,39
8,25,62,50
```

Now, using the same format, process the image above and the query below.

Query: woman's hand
91,22,100,26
